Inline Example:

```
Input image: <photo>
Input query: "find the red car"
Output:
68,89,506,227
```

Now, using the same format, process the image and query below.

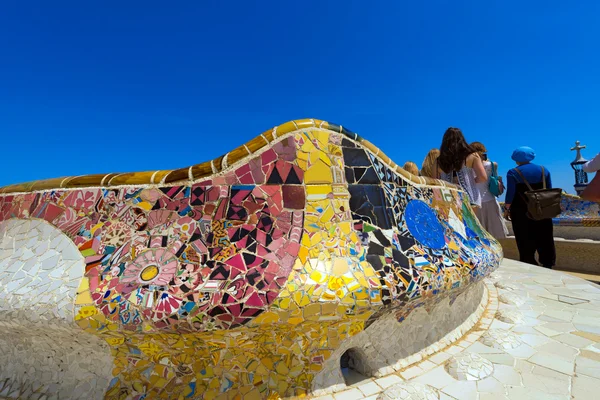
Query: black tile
343,147,372,167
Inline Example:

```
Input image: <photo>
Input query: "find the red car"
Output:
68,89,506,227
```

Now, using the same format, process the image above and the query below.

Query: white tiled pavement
308,259,600,399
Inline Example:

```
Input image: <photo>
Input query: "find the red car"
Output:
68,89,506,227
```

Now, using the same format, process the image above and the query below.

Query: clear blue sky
1,1,599,198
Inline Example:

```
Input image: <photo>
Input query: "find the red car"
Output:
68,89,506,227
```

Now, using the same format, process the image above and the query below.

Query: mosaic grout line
0,120,504,399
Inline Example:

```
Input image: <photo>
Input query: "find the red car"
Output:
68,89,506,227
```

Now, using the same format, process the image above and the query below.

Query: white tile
489,320,514,331
504,343,537,358
418,360,436,372
440,380,477,400
533,325,561,337
491,364,521,386
410,365,456,389
528,352,574,375
479,352,515,366
553,332,595,348
573,315,600,327
476,376,505,393
333,388,364,400
439,393,458,400
356,381,381,397
478,394,509,400
428,351,452,365
399,365,423,380
540,322,575,333
531,364,571,380
574,323,600,335
520,370,570,395
542,309,574,322
506,384,570,400
373,374,403,389
511,325,542,335
518,333,554,348
445,346,463,355
536,342,578,361
575,352,600,379
572,375,600,399
468,341,502,354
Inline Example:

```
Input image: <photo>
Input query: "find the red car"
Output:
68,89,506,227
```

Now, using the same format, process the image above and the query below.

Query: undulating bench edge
0,118,457,195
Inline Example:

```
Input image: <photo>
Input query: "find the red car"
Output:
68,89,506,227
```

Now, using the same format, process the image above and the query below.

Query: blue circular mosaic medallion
405,200,446,249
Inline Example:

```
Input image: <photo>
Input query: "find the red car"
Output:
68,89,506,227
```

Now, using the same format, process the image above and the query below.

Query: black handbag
513,166,562,221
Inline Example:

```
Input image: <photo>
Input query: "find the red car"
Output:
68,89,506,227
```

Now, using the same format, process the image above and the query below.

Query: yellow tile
277,380,289,394
306,185,332,199
309,232,323,247
339,222,352,235
332,258,349,275
304,159,332,184
244,389,264,400
293,291,311,307
313,130,330,148
309,270,326,284
318,152,332,166
252,311,280,324
297,246,308,265
319,205,335,224
74,279,94,305
276,120,298,135
299,137,317,155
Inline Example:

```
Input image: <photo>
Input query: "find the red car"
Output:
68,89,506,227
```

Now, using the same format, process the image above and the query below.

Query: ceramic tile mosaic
0,119,503,399
480,329,523,350
554,194,600,226
376,382,439,400
503,194,600,227
444,352,494,381
313,258,600,399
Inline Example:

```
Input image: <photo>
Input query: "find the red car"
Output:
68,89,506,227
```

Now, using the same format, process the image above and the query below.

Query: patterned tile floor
308,258,600,400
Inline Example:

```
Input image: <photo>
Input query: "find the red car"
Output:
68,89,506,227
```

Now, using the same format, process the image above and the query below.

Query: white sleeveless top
441,164,482,207
476,161,495,203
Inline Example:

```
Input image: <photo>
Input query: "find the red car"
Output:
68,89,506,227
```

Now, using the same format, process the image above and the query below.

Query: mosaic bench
553,193,600,227
0,119,502,400
502,194,600,242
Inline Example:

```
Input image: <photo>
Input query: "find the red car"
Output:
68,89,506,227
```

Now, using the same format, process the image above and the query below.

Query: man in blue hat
503,146,556,268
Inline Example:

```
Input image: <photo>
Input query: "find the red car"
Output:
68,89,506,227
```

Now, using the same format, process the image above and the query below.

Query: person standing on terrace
470,142,508,239
583,152,600,173
420,149,440,178
435,128,487,209
504,146,556,269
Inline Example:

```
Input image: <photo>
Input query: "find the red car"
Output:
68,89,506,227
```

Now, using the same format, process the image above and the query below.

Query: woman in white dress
470,142,508,239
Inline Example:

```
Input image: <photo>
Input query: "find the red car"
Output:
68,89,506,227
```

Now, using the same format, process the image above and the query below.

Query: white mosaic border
311,279,497,397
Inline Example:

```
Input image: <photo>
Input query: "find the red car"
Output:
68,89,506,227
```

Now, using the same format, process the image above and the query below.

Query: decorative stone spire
571,141,587,163
570,141,589,196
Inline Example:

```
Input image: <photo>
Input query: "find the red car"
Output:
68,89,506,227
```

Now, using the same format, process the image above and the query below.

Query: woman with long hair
436,128,487,208
470,141,508,239
420,149,440,178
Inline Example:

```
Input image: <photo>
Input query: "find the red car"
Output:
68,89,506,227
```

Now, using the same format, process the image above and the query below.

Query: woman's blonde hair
470,141,487,157
403,161,419,176
420,149,440,178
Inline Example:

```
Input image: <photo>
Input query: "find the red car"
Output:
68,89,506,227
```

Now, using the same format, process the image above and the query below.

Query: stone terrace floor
307,259,600,400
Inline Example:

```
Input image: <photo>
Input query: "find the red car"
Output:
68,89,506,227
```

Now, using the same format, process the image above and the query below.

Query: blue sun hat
511,146,536,163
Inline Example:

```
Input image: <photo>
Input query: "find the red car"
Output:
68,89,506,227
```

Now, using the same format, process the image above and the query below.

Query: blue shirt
505,163,552,204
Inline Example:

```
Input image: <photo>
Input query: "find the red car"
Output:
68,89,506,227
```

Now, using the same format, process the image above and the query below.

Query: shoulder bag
513,166,562,220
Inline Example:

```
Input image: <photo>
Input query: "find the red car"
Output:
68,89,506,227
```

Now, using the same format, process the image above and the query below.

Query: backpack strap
513,167,534,191
491,162,498,178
